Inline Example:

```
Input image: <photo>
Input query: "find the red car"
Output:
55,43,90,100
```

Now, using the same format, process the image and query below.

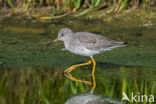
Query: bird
65,92,124,104
53,28,127,75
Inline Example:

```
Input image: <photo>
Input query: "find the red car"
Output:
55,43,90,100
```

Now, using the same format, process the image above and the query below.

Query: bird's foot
64,66,75,73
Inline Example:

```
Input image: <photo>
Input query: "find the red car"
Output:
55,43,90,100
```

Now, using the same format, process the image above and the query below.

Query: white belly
66,46,98,57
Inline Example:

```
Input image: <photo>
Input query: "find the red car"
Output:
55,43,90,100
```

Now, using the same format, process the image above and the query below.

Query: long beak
53,37,60,42
47,37,60,46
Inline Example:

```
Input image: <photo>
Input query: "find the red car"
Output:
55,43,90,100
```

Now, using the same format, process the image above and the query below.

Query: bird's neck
63,40,69,49
63,34,73,49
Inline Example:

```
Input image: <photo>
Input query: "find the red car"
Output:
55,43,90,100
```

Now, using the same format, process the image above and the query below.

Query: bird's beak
53,37,60,42
47,37,60,46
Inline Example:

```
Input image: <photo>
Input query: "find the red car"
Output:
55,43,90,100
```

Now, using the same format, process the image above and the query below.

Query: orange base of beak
53,37,60,42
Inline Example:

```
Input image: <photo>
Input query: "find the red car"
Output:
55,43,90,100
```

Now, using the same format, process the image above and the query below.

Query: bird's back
71,32,125,51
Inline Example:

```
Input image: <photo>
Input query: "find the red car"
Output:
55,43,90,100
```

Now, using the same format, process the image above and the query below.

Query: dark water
0,13,156,104
0,66,155,104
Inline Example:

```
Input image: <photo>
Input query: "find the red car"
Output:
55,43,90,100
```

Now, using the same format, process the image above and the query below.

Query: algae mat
0,16,156,69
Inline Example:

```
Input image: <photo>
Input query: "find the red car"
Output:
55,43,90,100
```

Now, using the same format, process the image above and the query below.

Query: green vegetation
0,0,155,18
0,9,156,69
0,66,155,104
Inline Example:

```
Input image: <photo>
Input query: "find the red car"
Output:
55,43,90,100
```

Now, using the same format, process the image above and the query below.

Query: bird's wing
75,32,97,43
73,32,124,51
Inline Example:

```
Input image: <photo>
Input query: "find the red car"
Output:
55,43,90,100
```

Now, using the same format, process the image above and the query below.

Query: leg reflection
64,70,96,92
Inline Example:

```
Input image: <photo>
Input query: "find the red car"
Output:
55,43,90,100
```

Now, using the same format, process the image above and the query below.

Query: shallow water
0,16,156,68
0,11,156,104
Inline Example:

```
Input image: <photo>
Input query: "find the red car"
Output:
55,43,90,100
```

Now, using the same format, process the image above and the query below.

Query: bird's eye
61,34,64,36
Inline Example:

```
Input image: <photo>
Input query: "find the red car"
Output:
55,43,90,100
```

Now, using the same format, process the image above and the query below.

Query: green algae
0,11,156,69
4,26,45,34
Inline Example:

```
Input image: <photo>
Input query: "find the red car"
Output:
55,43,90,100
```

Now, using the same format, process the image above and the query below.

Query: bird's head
53,28,73,42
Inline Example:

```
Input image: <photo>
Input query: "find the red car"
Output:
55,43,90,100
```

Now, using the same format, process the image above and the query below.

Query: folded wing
74,32,125,51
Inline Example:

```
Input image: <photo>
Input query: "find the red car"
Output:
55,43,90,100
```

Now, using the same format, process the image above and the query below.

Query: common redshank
53,28,127,75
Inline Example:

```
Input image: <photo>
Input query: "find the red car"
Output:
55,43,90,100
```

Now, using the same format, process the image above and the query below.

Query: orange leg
64,58,92,73
64,73,92,85
90,56,96,92
64,56,96,92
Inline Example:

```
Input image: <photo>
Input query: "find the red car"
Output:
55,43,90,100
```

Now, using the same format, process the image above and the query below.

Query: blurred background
0,0,156,18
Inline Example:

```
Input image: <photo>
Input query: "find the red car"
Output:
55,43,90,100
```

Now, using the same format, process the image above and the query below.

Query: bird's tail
123,41,128,45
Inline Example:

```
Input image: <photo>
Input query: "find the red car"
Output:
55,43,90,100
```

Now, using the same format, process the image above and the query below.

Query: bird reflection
65,70,96,93
64,71,124,104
